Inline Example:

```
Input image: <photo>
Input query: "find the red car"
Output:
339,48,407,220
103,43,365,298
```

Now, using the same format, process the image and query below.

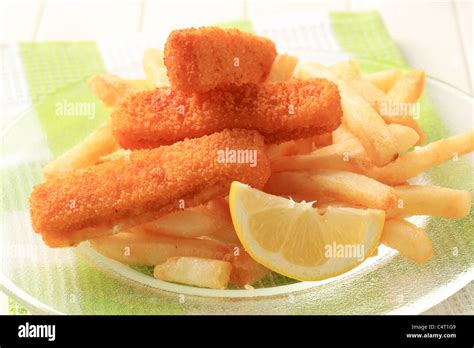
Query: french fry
381,219,433,264
206,197,232,222
295,62,398,166
87,74,124,107
315,201,364,215
129,199,241,244
143,48,170,87
329,60,388,113
198,203,258,281
271,139,370,174
204,198,243,245
266,54,299,82
131,206,229,239
387,185,472,218
264,171,396,210
90,231,266,286
387,123,420,152
294,137,315,154
383,115,426,145
291,134,332,153
265,134,331,160
329,60,361,80
342,79,419,123
207,227,242,245
154,257,232,289
272,124,418,174
265,141,298,160
332,124,356,143
364,69,401,93
331,63,423,125
343,78,388,111
224,250,270,287
87,74,153,107
90,233,232,265
42,121,119,180
330,62,412,120
311,132,333,147
367,131,474,185
98,148,132,163
387,70,425,103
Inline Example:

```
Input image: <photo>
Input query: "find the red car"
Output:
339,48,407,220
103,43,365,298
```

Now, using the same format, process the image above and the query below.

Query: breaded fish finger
164,27,277,93
30,129,270,247
112,78,342,149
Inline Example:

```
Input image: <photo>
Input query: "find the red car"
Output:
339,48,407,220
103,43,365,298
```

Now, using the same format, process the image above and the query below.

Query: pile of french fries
42,49,473,289
267,60,472,266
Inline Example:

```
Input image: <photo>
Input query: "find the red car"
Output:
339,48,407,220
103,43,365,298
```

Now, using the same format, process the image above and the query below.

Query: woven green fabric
19,42,109,156
8,299,29,315
330,11,405,69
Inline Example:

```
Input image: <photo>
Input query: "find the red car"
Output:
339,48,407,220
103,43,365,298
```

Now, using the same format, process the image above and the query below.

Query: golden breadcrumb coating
112,78,342,149
30,129,270,247
164,27,277,93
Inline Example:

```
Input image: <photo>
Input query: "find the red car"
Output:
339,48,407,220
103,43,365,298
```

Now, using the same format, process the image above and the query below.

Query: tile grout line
32,0,47,41
451,0,473,95
138,0,147,32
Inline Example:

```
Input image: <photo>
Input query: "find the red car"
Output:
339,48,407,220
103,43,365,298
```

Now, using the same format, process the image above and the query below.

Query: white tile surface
247,0,349,18
0,0,44,43
143,0,244,44
352,0,472,94
36,0,142,40
0,44,37,135
454,0,473,93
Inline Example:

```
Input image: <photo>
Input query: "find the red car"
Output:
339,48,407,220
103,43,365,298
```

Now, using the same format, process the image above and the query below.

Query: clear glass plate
1,64,473,314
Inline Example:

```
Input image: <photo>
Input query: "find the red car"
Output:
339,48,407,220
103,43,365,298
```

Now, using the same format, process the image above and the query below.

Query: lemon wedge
229,181,385,281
